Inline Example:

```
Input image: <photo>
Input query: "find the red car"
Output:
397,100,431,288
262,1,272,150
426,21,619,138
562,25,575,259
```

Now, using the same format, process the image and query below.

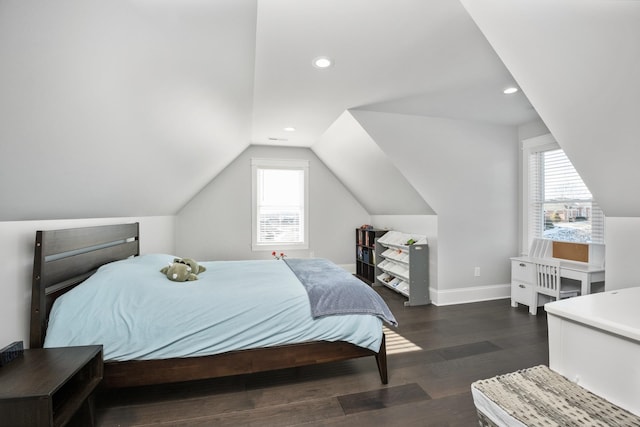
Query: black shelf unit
355,228,387,285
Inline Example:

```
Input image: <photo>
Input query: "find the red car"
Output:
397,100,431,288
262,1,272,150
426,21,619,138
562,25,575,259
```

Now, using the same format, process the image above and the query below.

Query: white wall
604,218,640,291
176,145,370,265
518,119,550,142
0,216,175,348
313,111,434,215
352,110,518,301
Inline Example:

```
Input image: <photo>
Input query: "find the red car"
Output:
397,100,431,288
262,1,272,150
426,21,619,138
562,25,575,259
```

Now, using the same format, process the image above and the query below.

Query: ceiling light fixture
313,56,333,69
283,127,296,132
503,86,519,94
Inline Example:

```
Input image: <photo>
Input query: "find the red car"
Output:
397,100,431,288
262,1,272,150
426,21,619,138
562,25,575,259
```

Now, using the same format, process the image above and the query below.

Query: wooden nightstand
0,345,103,427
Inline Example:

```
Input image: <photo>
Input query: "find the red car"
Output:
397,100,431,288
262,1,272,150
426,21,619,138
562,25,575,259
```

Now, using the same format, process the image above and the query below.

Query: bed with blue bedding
30,223,394,388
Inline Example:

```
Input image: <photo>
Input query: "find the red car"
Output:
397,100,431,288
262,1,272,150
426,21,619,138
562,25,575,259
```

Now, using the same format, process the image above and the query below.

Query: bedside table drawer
511,260,535,283
511,281,532,305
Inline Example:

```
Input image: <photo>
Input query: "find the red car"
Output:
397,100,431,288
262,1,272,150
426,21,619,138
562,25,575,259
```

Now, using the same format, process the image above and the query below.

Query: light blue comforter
44,254,385,361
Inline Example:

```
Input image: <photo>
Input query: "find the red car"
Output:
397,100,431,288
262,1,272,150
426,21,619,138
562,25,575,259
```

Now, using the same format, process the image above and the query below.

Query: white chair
530,259,580,315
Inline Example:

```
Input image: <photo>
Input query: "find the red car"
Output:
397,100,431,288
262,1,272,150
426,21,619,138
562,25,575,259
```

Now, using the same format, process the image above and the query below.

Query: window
252,158,309,251
522,134,604,253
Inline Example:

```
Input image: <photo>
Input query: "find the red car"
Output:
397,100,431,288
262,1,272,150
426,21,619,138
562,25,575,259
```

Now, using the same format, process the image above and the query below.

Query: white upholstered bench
471,365,640,427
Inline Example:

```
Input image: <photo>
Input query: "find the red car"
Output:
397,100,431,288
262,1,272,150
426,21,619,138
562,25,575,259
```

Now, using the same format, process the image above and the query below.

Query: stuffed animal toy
160,257,206,282
160,262,198,282
174,257,206,275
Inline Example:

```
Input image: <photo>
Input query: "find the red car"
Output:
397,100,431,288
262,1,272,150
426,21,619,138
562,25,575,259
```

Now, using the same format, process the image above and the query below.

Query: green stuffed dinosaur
160,262,198,282
160,258,206,282
174,257,206,275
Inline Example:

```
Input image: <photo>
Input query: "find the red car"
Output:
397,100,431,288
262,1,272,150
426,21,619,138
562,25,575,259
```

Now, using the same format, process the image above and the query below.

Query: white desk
556,259,605,296
510,257,605,314
546,287,640,416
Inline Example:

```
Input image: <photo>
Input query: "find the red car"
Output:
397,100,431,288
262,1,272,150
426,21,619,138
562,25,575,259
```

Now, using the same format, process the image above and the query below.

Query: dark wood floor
95,287,549,426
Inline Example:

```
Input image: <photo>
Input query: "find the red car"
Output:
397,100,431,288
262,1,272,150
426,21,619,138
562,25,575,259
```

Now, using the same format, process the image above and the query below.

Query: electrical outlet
474,267,481,277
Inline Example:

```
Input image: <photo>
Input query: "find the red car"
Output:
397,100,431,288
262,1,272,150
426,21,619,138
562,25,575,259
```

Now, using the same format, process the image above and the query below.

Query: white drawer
511,281,532,305
511,260,535,283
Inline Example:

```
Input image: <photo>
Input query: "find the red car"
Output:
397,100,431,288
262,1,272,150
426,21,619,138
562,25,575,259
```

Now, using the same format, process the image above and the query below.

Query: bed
29,223,393,388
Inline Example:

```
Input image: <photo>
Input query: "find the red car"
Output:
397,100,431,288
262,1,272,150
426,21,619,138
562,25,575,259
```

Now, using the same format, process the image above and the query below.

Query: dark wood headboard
30,223,140,348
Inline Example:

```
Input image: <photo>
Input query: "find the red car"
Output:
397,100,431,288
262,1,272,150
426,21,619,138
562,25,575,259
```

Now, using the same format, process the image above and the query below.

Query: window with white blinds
251,158,309,250
524,136,604,252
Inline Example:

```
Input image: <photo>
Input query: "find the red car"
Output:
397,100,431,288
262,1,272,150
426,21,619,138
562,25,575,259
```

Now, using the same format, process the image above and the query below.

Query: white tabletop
511,256,604,273
545,286,640,343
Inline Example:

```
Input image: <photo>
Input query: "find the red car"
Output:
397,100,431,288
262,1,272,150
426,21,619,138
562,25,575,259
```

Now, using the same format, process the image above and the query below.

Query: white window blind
527,145,604,247
251,158,309,250
257,168,304,244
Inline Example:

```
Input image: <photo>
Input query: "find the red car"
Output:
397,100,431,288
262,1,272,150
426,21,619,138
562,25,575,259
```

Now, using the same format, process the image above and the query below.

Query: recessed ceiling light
503,87,519,94
283,127,296,132
313,56,333,69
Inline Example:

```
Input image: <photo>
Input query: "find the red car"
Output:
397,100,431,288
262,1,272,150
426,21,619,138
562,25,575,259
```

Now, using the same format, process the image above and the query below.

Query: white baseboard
430,283,511,306
341,262,510,307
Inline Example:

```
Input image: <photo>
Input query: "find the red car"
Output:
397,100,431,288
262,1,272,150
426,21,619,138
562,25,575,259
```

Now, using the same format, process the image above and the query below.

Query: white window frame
521,133,604,254
251,158,309,251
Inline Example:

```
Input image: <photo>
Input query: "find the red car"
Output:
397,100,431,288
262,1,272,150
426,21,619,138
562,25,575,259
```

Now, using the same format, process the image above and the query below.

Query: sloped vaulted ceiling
0,0,257,221
313,111,434,215
0,0,539,221
461,0,640,217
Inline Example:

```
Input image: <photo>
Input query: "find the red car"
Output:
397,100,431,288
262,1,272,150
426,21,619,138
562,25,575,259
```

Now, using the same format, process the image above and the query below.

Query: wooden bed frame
29,223,388,388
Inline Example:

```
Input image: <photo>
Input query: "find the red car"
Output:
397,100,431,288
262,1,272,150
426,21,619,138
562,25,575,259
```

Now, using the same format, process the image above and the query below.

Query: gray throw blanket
284,258,398,326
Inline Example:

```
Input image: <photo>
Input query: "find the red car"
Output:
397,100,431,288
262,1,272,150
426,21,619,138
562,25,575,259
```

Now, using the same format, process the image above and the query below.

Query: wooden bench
471,365,640,426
